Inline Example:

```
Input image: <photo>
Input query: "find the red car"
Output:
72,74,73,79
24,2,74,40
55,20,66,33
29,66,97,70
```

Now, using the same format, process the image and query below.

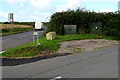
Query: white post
37,34,38,44
33,34,34,43
33,31,40,45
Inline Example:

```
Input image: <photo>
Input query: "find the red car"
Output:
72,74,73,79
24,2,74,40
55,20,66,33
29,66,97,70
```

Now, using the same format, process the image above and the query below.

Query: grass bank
1,34,116,57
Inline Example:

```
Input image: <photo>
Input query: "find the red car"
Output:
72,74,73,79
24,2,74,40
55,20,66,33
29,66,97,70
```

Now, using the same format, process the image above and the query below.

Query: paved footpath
1,45,118,79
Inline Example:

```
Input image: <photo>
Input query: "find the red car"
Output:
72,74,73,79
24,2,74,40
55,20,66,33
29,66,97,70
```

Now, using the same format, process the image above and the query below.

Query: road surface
1,30,44,51
1,45,118,79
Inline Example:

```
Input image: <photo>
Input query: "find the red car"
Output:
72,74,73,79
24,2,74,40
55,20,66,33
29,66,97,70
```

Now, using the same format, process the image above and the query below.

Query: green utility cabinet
64,25,77,35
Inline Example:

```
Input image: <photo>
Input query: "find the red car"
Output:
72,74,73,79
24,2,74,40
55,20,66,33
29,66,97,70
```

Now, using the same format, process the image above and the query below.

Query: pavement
1,30,44,51
1,45,118,79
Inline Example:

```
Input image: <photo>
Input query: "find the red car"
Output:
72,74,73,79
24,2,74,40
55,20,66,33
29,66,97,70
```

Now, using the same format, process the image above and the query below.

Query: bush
49,9,104,35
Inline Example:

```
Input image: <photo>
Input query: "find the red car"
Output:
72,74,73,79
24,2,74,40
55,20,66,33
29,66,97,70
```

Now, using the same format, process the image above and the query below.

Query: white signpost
8,13,14,22
33,21,43,46
33,32,38,35
33,31,40,45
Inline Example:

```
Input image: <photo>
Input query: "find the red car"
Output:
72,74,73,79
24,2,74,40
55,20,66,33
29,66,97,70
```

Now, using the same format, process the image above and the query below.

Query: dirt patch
56,39,118,54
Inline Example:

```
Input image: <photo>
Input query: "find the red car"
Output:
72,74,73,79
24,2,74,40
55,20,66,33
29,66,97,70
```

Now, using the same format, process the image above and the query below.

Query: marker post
33,31,40,46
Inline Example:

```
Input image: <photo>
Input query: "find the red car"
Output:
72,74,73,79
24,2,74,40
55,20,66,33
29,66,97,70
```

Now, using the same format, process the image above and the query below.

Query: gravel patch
57,39,118,54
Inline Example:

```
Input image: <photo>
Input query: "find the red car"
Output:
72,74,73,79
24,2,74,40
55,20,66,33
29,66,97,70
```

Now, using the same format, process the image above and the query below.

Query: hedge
49,8,120,39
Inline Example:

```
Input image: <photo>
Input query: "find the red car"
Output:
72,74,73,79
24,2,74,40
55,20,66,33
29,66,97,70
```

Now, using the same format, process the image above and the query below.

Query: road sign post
8,13,14,32
33,31,40,46
10,22,13,32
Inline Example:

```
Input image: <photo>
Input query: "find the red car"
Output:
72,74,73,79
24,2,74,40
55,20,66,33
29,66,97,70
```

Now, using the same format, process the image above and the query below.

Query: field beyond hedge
1,24,33,29
1,24,34,36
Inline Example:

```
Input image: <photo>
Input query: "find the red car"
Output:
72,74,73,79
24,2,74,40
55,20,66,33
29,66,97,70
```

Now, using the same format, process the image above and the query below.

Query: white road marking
50,76,62,80
0,51,5,54
0,38,13,42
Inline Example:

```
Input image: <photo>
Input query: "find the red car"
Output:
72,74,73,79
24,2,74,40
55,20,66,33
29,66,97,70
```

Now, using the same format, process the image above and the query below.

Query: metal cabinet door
64,25,77,35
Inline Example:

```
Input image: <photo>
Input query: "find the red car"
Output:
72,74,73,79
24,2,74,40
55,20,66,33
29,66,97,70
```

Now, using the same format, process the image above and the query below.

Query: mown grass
1,34,116,57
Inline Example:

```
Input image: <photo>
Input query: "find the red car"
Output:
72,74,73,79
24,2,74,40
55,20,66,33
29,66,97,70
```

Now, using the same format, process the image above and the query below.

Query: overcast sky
0,0,119,22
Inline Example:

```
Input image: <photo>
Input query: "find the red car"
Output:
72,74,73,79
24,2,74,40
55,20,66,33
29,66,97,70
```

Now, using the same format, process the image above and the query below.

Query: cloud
66,0,82,9
16,0,83,13
0,0,118,22
2,0,26,7
6,0,25,5
56,0,83,12
29,0,50,8
14,9,52,22
83,0,119,2
20,3,24,7
4,0,25,2
0,0,52,21
3,0,118,2
0,12,8,19
99,9,115,12
0,12,8,21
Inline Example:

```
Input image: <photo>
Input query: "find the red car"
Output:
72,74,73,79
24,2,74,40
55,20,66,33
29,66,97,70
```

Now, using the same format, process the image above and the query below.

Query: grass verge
1,34,117,57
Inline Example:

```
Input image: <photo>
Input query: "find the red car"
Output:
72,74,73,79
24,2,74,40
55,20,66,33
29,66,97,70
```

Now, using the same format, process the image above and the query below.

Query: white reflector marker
0,51,5,54
50,76,62,80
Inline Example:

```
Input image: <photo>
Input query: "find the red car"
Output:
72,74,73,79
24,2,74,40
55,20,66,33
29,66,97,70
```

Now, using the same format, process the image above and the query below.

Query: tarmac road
1,30,44,51
1,45,118,79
